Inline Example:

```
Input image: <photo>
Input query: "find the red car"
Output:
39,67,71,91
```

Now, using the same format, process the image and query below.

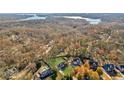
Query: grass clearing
48,57,65,68
63,66,74,76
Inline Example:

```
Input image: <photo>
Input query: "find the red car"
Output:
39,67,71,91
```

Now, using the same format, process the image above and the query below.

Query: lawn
48,57,65,68
63,66,74,76
48,57,74,76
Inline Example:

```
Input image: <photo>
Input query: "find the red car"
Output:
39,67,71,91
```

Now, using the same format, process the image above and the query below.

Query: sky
0,0,124,13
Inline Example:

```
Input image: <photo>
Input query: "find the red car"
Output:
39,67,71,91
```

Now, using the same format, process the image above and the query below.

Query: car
39,69,54,80
103,64,117,76
57,62,67,70
116,65,124,74
89,60,98,71
71,57,82,66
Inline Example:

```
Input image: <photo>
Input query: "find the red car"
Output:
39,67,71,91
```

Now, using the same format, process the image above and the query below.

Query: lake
62,16,101,25
20,14,101,25
20,14,46,21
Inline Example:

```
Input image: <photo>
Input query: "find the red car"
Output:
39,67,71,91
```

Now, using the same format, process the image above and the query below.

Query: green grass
48,57,65,68
63,66,74,76
48,57,74,76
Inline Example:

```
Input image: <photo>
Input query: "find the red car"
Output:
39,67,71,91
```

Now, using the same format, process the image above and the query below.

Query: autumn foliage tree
90,71,99,80
96,67,103,76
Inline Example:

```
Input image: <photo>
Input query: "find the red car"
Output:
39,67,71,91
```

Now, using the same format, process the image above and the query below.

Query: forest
0,13,124,80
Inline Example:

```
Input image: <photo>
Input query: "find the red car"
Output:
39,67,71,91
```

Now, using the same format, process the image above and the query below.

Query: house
89,60,98,71
103,64,114,71
57,62,67,70
103,64,117,76
71,57,82,66
116,65,124,74
39,68,54,80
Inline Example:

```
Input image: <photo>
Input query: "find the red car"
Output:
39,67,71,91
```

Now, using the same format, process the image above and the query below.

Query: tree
77,74,83,80
74,66,81,74
61,74,72,80
84,67,89,76
84,61,90,69
96,67,103,76
51,69,57,80
90,71,99,80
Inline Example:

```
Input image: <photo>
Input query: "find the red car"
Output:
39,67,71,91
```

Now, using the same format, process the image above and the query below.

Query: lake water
62,16,101,25
20,14,101,25
20,14,46,21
